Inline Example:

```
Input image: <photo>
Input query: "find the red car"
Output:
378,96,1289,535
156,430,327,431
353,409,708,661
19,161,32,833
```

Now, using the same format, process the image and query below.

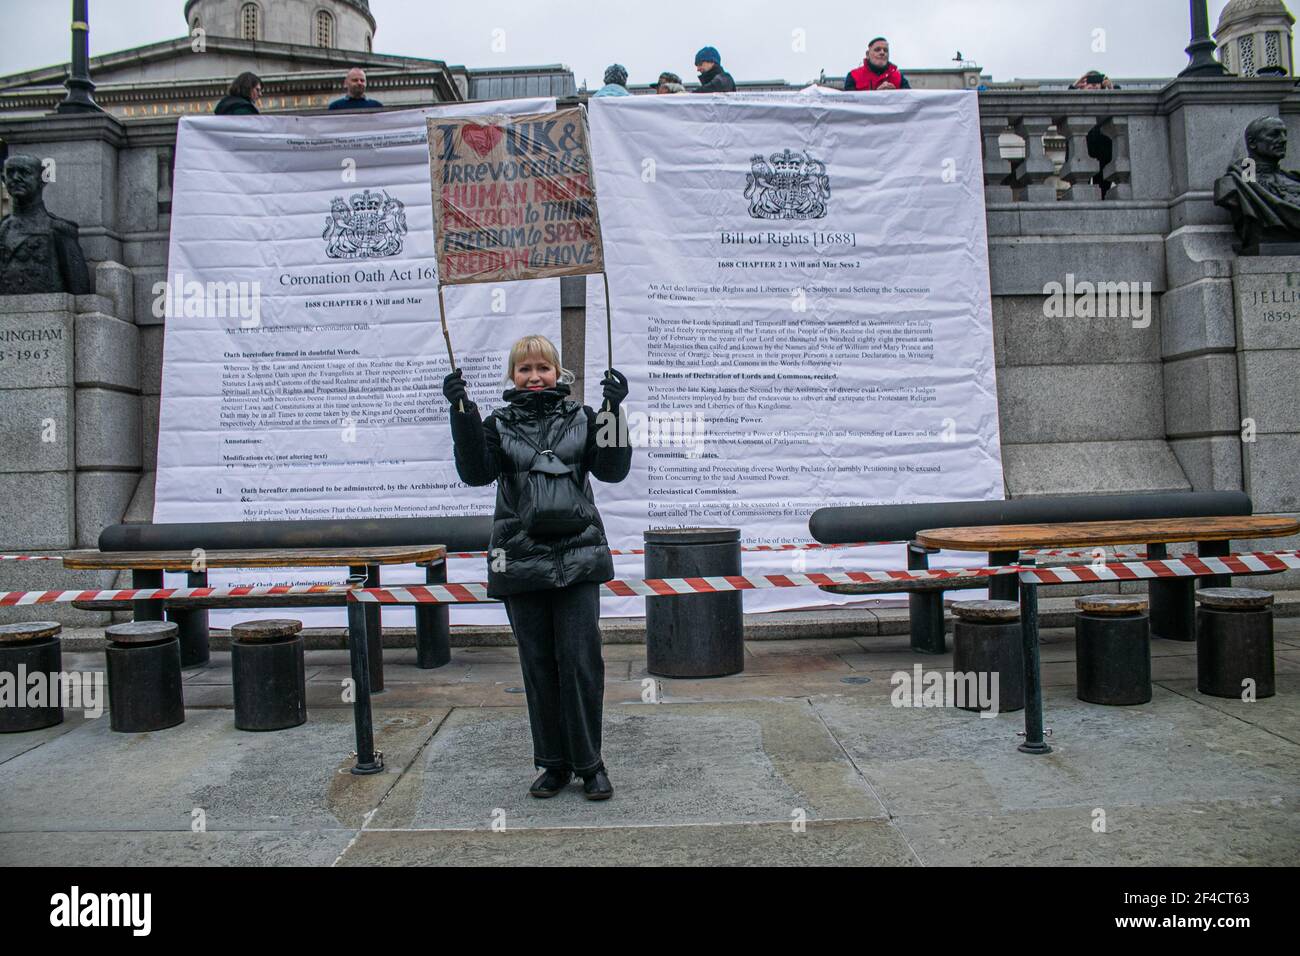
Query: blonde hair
504,334,575,385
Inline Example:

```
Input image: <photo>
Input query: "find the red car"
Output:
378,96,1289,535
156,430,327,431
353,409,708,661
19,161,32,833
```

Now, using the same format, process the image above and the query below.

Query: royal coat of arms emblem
743,149,831,220
322,189,408,259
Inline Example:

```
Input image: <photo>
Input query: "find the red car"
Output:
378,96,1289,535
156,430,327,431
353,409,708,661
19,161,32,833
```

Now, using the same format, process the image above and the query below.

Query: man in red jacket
845,37,910,91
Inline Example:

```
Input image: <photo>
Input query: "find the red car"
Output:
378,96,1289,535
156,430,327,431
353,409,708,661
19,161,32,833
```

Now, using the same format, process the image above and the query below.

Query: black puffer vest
486,386,614,597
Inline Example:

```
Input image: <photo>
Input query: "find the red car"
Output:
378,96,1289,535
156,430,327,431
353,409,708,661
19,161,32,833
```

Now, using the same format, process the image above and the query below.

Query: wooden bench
915,515,1298,642
63,544,446,689
916,515,1299,755
809,492,1257,654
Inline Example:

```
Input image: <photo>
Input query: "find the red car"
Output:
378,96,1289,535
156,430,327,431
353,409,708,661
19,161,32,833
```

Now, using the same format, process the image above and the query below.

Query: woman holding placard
443,335,631,800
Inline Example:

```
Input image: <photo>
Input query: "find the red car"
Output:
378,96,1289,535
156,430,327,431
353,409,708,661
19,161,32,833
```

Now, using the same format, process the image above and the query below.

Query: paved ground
1,619,1297,866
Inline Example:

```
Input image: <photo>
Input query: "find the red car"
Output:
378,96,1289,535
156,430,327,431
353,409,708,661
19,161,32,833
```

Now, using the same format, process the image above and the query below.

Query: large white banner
156,101,555,624
587,88,1005,614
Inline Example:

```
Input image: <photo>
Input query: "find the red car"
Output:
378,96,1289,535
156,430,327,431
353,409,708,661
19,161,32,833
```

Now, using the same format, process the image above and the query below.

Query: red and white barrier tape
1017,550,1300,584
349,565,1021,604
0,555,64,561
0,583,352,607
349,550,1300,604
4,550,1295,607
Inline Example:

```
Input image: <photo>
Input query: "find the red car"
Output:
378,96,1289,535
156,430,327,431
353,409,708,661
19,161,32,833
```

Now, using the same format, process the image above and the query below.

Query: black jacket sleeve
449,402,501,487
843,73,857,91
899,74,911,89
583,406,633,484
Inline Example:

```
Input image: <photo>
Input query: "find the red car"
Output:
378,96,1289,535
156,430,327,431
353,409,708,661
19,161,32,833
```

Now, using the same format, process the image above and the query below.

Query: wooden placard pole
436,284,463,413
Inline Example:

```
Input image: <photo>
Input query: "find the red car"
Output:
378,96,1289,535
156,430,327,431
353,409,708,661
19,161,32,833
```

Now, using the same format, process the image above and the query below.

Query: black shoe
581,765,613,801
528,768,573,798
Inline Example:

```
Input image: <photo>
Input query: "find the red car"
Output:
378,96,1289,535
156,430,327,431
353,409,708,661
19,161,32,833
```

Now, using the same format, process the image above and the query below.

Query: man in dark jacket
693,46,736,93
329,68,383,110
214,72,261,114
844,37,910,90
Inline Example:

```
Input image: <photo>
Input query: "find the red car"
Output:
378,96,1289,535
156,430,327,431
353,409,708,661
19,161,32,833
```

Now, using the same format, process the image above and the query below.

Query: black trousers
503,582,605,775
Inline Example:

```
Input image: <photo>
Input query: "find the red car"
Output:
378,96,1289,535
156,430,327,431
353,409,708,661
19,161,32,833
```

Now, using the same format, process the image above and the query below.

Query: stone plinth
1232,257,1300,515
0,295,77,549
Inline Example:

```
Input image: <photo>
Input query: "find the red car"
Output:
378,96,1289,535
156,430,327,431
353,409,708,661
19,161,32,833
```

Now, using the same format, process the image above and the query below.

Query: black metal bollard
231,619,307,731
415,559,451,669
1074,595,1152,705
1196,588,1275,700
951,601,1025,714
644,528,743,678
105,621,185,733
0,622,64,733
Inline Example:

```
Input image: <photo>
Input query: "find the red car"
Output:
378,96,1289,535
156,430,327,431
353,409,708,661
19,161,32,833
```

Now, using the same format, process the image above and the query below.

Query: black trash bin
643,528,744,678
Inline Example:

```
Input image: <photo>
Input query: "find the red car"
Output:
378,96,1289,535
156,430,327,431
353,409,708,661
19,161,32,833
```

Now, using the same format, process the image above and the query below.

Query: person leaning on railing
1068,70,1122,196
214,72,261,115
844,37,910,90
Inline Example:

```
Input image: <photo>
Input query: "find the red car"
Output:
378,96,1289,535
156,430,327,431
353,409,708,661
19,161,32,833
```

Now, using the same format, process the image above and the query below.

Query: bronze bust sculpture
0,153,92,295
1214,116,1300,256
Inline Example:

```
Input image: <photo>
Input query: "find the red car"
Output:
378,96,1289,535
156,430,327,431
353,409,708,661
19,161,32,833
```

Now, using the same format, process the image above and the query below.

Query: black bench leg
132,569,163,622
346,599,382,775
988,549,1020,603
415,559,451,669
1198,539,1232,590
1147,542,1195,642
1017,577,1051,755
169,569,210,668
356,563,384,692
908,544,945,654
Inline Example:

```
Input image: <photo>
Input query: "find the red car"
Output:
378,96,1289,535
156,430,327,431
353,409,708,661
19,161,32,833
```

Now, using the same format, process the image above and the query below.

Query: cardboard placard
427,107,604,285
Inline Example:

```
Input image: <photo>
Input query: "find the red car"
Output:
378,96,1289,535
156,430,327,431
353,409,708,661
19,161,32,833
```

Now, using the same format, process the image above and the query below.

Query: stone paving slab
337,819,918,866
892,798,1297,866
809,680,1300,818
369,700,887,831
1159,675,1300,745
4,624,1298,867
0,709,445,835
0,829,355,867
0,709,90,765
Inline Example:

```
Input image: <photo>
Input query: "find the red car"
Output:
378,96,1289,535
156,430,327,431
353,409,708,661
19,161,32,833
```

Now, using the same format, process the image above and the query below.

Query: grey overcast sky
0,1,1262,87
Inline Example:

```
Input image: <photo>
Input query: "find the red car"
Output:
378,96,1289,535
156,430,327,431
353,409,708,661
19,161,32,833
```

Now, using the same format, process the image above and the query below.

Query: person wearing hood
214,72,261,115
593,64,632,97
844,37,910,91
443,336,632,801
693,46,736,93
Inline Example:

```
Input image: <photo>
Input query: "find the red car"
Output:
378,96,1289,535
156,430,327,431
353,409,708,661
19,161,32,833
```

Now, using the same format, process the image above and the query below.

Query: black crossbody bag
499,410,597,537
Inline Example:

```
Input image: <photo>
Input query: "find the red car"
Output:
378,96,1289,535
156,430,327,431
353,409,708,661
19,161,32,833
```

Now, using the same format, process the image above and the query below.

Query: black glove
442,369,468,407
600,368,628,409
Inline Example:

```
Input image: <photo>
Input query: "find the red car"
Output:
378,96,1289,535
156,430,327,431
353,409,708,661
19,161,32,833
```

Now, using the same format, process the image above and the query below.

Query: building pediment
0,35,453,92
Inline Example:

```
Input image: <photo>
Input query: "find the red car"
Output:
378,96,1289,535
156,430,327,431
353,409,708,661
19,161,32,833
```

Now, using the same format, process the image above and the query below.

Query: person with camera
442,335,631,800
